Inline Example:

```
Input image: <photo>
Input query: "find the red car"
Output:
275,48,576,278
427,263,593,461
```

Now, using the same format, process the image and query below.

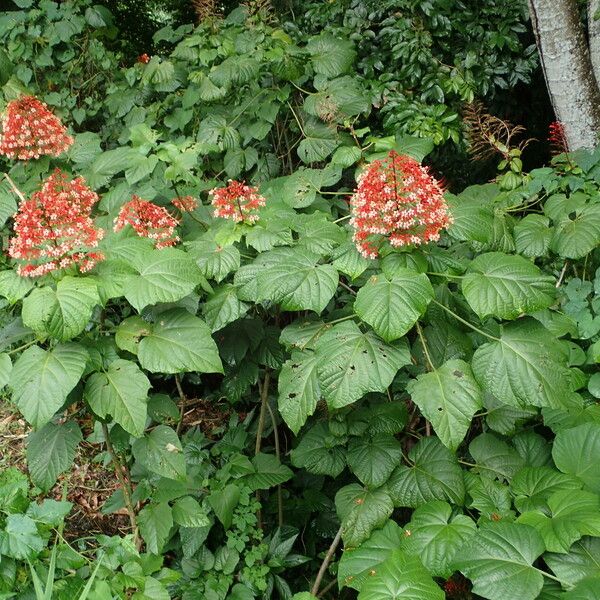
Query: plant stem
175,374,186,435
255,369,271,455
339,281,357,296
432,300,500,341
101,423,140,550
266,401,283,527
317,579,337,598
3,173,27,203
7,339,37,355
415,322,435,372
311,525,343,596
333,214,351,224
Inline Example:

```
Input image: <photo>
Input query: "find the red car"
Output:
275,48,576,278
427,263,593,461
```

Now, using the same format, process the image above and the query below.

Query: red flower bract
8,169,104,277
209,180,266,223
349,150,452,258
0,95,73,160
171,195,198,212
548,121,569,155
114,196,180,249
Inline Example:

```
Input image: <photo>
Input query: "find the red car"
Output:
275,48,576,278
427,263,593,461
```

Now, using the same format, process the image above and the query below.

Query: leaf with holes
132,425,186,481
315,321,411,409
408,359,483,451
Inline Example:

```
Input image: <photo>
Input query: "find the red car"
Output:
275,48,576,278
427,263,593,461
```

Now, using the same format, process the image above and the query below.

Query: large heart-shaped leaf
402,501,476,578
290,422,346,477
545,537,600,587
357,549,444,600
453,522,545,600
472,321,572,408
22,277,99,341
314,321,410,409
124,247,204,311
138,502,173,554
552,423,600,492
462,253,555,320
346,434,403,488
26,421,82,491
408,359,483,450
336,484,394,548
137,309,223,374
354,270,433,341
387,437,465,507
85,359,151,437
306,34,356,77
278,350,320,434
132,425,186,481
9,344,88,428
517,489,600,553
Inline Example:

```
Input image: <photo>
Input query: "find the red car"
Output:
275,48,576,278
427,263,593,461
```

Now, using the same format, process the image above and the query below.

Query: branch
311,525,343,596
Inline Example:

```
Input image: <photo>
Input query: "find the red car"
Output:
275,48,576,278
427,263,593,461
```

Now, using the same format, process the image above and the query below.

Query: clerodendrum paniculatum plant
2,4,600,600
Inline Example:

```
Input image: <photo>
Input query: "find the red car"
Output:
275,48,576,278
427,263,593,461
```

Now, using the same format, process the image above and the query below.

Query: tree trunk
589,0,600,82
529,0,600,149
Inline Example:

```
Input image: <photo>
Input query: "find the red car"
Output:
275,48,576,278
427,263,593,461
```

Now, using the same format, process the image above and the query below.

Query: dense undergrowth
0,1,600,599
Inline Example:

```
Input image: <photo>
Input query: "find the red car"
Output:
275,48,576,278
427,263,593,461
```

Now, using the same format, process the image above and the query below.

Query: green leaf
514,215,552,257
186,240,240,283
336,484,394,548
395,135,435,162
0,515,44,560
338,520,404,590
202,284,249,332
125,153,158,185
446,195,494,244
26,422,82,491
172,496,209,528
290,422,346,477
517,489,600,553
9,344,88,428
462,253,555,320
307,35,356,78
0,270,34,303
402,501,476,578
472,321,572,408
511,466,582,513
85,147,132,189
138,502,173,554
467,473,514,522
545,537,600,587
332,243,370,280
553,423,600,492
331,145,362,167
357,549,444,600
255,248,338,314
408,359,483,451
551,205,600,259
314,321,410,409
132,425,186,481
0,353,11,390
137,309,223,374
453,522,545,600
387,437,465,507
238,453,293,490
124,248,203,312
346,435,402,488
207,484,240,530
278,350,320,434
354,271,433,342
469,433,525,481
26,499,72,527
564,577,600,599
22,277,99,341
85,359,151,437
297,120,339,164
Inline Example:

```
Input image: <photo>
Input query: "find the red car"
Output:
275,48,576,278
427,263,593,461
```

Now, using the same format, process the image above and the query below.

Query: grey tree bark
529,0,600,149
589,0,600,83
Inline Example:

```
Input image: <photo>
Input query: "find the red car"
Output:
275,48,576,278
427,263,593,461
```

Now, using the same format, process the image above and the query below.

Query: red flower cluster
548,121,568,155
349,150,452,259
8,170,104,277
137,53,150,64
171,195,198,212
114,196,180,249
209,180,266,224
0,95,73,160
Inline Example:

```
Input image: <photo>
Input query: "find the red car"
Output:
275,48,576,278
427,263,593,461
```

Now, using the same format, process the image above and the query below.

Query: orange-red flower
209,180,266,224
0,95,73,160
349,150,452,259
137,53,150,64
548,121,568,155
8,169,104,277
171,195,198,212
114,196,179,249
